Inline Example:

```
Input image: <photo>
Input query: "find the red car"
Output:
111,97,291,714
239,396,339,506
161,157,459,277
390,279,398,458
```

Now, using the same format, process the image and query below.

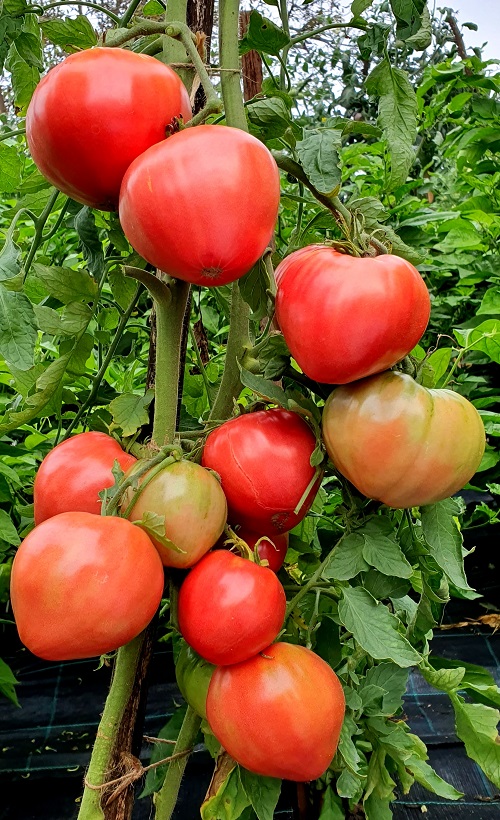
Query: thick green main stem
208,0,250,422
153,278,190,445
77,635,146,819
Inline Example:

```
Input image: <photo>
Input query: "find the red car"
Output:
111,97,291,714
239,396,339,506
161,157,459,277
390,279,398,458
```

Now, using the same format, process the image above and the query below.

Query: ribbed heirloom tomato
123,460,227,568
202,409,322,535
26,47,191,210
207,642,345,781
119,125,281,286
178,551,286,665
322,371,486,508
34,431,136,525
275,246,431,384
10,512,164,660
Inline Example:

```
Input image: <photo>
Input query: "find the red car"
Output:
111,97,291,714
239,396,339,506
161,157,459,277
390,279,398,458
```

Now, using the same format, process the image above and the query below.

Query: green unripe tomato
175,641,215,719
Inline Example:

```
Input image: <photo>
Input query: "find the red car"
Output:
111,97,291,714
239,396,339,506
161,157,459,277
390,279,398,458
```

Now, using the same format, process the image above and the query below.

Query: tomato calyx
104,443,183,518
221,525,264,564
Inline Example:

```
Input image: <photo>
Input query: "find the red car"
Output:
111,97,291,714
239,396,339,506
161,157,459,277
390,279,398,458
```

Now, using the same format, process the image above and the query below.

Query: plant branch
285,534,345,618
32,0,121,22
289,19,367,46
23,189,61,277
153,706,202,820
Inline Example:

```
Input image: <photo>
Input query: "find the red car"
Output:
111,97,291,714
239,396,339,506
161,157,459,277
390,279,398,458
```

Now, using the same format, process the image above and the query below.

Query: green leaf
0,142,23,193
478,287,500,316
421,663,466,693
61,302,93,335
109,268,138,311
406,756,463,799
0,509,20,546
238,258,271,322
239,11,290,56
365,58,417,191
451,696,500,788
239,367,288,408
361,663,409,715
109,390,154,438
427,657,500,708
324,533,369,580
338,586,421,667
351,0,374,17
389,0,426,40
73,207,105,280
318,785,345,819
347,196,388,228
14,30,43,70
339,713,361,772
335,770,364,802
422,348,452,387
296,129,342,195
420,499,473,593
0,657,19,707
238,768,281,820
5,43,39,114
202,766,250,820
360,517,413,579
132,511,186,555
0,353,71,435
40,15,97,53
405,5,432,50
454,320,500,363
31,263,98,305
0,236,22,288
247,97,291,141
142,0,165,13
0,285,38,371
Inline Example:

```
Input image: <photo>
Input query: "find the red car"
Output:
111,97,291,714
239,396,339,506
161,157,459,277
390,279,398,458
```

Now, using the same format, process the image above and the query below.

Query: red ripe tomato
34,431,136,525
235,527,288,572
322,371,486,508
207,642,345,781
178,551,286,665
10,512,164,660
275,246,431,384
123,460,227,568
202,409,322,536
26,48,191,210
119,125,280,286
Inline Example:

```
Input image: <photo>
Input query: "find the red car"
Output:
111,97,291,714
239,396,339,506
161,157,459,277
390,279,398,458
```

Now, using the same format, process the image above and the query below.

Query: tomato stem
285,534,345,618
153,706,202,820
77,633,147,819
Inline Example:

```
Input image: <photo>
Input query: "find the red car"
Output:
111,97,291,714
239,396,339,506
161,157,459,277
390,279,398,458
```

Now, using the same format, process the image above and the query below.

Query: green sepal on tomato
178,550,286,666
26,47,191,210
206,642,345,781
10,512,164,661
175,641,215,720
275,246,431,384
119,125,280,286
122,459,227,568
34,431,136,525
322,371,486,508
234,527,288,572
202,408,322,536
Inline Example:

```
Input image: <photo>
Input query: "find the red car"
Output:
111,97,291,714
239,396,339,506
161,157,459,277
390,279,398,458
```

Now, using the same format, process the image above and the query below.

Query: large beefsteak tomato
206,642,345,781
34,431,136,525
10,512,164,660
119,125,280,286
178,551,286,665
201,409,322,535
322,371,486,508
123,460,227,568
275,246,430,384
26,47,191,210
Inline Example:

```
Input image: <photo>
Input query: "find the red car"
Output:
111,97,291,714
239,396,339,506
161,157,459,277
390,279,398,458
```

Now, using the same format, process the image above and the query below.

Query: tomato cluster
19,44,488,787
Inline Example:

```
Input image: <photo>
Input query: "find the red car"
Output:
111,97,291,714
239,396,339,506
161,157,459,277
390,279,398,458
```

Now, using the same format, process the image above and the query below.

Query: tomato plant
119,125,281,286
201,409,322,535
123,460,227,568
34,431,136,524
26,47,191,210
322,371,486,508
178,550,286,665
206,642,345,781
235,527,288,572
10,512,164,660
275,246,431,384
175,642,215,719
